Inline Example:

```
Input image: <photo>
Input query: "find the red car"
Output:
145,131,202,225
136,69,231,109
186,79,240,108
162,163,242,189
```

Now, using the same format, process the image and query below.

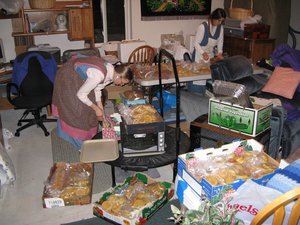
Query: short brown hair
115,64,134,81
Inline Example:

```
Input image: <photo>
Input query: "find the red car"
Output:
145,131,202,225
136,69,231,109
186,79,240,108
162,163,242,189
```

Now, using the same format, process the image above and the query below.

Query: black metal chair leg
37,122,50,136
16,119,36,133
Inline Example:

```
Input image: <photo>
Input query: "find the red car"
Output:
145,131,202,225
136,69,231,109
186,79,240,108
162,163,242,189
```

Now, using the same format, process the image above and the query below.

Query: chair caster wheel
15,132,20,137
45,132,50,136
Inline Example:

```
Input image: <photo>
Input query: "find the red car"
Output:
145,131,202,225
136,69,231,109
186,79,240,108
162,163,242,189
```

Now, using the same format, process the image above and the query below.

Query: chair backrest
8,51,57,105
12,51,55,97
20,56,53,97
250,187,300,225
127,45,156,66
62,48,100,63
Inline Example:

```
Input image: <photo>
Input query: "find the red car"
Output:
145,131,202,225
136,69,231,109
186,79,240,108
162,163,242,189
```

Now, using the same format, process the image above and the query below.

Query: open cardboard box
93,173,174,225
177,139,279,202
208,97,273,137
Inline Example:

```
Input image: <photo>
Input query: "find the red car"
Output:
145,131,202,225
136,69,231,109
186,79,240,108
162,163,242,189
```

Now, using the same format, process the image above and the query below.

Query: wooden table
134,65,264,87
0,69,12,84
135,73,211,87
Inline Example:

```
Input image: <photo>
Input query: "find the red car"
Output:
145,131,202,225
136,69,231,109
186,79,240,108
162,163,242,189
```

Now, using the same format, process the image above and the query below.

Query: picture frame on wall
141,0,212,20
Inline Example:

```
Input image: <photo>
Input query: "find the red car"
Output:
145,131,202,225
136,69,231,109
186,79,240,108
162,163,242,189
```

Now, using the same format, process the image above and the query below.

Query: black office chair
6,51,57,136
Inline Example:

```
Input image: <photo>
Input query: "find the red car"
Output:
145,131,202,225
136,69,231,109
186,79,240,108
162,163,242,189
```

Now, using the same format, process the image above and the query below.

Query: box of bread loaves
118,104,165,135
93,173,174,225
177,139,279,202
42,162,93,208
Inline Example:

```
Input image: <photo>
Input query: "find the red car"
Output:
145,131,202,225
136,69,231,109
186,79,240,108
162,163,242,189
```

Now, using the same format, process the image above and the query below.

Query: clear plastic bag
2,128,13,151
0,0,24,15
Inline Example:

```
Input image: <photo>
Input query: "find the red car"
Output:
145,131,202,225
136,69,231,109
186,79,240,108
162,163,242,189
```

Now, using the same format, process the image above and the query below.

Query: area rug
51,128,160,194
61,199,180,225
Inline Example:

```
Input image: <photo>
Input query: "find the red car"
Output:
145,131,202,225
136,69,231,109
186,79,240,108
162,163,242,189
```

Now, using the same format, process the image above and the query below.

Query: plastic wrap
118,103,163,125
186,144,278,186
43,162,93,207
96,173,171,221
212,80,253,108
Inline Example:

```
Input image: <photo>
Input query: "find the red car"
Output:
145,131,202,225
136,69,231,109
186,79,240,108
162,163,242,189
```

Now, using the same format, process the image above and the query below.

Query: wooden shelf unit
11,0,94,53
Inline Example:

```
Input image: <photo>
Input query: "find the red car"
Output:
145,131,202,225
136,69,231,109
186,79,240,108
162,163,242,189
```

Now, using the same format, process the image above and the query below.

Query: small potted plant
169,186,244,225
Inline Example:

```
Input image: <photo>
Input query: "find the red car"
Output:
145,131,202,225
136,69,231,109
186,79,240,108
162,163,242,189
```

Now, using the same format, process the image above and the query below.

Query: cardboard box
105,85,132,100
93,173,174,225
208,97,273,136
42,162,93,208
177,139,279,201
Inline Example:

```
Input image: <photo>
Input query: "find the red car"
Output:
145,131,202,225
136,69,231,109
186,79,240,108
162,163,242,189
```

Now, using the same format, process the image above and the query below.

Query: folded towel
266,159,300,193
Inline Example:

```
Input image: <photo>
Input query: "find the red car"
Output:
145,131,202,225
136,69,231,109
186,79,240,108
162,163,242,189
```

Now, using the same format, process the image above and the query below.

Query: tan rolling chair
250,187,300,225
127,45,156,66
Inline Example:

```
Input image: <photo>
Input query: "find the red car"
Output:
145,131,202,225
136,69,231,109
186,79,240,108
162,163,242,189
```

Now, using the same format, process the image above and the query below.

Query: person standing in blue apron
192,8,227,63
188,8,226,94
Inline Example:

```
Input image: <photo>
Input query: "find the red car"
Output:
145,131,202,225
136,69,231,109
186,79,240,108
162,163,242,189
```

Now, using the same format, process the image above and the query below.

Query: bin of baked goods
177,139,279,202
93,173,174,225
117,103,165,134
42,162,93,208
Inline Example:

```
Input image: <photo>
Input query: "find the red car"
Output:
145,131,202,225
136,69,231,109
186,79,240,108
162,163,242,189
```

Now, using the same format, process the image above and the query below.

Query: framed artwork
141,0,211,20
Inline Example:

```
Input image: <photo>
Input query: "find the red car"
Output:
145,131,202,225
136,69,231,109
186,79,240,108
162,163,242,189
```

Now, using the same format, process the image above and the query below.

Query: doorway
93,0,126,43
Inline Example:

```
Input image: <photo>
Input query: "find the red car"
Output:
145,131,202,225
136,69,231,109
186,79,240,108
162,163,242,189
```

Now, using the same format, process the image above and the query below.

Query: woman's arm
216,25,224,59
194,23,207,59
77,68,105,120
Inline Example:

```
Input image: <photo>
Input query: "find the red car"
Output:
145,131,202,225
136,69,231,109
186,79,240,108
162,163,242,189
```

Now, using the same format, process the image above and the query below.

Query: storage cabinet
224,35,275,63
68,8,93,42
11,0,94,51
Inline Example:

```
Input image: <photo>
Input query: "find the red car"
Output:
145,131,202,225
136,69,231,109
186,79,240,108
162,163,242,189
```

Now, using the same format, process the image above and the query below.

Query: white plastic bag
0,0,24,15
0,142,16,186
230,180,294,225
2,128,13,151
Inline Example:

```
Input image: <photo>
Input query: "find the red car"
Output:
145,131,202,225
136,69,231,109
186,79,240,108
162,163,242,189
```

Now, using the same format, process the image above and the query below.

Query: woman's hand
202,52,209,61
216,53,224,60
90,103,104,121
95,107,104,121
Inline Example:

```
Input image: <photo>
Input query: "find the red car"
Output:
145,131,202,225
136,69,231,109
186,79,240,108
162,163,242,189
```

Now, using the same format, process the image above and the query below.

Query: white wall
34,35,85,53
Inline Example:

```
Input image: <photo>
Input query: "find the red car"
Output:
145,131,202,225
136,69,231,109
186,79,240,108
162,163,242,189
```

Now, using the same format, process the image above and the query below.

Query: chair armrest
6,83,19,105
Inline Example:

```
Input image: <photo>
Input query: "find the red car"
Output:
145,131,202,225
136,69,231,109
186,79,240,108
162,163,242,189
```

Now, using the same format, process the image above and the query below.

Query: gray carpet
51,128,160,194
